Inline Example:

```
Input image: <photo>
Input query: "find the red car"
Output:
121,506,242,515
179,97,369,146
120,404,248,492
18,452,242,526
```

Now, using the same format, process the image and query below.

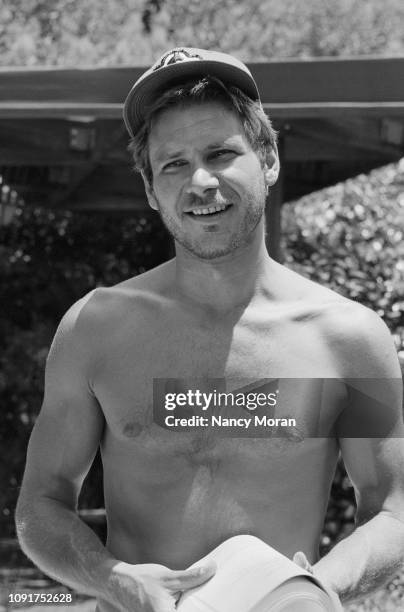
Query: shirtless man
16,48,404,611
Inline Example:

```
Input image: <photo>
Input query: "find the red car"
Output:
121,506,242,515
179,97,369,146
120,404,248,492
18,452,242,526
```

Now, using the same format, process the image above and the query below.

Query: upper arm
20,292,104,509
330,304,404,523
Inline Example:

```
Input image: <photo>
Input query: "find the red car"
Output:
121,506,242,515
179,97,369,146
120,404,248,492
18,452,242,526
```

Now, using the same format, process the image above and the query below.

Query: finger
168,561,216,591
293,551,313,574
293,551,306,567
155,602,176,612
152,593,177,612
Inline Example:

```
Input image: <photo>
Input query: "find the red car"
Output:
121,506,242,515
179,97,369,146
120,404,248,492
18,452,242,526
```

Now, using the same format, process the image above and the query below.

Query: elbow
15,485,39,546
15,486,70,547
15,491,32,553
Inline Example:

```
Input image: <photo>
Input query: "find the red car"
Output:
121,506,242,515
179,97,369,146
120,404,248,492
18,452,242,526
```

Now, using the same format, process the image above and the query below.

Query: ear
263,143,280,188
141,172,159,211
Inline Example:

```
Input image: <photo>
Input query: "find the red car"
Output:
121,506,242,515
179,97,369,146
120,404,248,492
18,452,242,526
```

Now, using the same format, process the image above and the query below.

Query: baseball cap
123,47,260,137
177,535,343,612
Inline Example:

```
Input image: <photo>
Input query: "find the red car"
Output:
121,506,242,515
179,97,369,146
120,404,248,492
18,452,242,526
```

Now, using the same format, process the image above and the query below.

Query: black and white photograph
1,1,404,611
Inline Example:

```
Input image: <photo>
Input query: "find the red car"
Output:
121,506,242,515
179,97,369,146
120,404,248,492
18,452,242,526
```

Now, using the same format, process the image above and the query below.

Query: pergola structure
1,56,404,259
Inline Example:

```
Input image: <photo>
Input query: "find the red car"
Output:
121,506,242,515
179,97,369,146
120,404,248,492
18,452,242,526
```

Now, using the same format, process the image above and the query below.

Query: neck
173,220,276,314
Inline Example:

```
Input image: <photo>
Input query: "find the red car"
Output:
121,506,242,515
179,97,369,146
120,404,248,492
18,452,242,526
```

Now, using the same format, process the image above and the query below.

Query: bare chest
93,313,342,466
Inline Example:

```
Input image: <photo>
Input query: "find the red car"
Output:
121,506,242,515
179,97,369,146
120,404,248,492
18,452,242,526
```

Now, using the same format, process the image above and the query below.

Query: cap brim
123,60,260,137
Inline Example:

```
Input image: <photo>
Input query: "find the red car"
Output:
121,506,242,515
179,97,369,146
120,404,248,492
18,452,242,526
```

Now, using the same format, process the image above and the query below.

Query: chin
162,211,264,260
179,236,251,260
186,247,235,260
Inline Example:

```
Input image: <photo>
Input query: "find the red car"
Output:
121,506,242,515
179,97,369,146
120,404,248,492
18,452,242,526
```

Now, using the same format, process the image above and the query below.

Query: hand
105,561,216,612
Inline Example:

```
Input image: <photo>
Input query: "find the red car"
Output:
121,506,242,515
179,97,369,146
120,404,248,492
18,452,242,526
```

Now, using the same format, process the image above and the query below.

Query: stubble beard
156,190,267,260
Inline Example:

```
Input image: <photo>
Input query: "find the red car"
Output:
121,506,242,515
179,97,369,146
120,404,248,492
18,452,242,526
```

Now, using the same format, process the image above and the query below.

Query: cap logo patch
153,49,202,71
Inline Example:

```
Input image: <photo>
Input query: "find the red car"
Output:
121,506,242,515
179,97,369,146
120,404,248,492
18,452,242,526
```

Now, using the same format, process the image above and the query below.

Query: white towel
177,535,342,611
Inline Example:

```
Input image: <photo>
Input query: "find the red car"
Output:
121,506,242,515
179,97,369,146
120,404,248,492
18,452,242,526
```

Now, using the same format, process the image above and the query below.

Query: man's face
146,102,270,260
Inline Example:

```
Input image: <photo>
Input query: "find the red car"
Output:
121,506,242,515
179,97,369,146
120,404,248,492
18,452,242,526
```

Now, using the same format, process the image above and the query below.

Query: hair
128,76,278,186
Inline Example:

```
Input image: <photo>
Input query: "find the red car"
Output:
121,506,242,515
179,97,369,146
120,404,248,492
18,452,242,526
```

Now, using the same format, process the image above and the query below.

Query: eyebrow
153,137,241,163
153,149,185,163
205,138,240,150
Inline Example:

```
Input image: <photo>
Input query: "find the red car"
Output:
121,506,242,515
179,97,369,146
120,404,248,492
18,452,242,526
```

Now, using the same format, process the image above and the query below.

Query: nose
186,166,219,198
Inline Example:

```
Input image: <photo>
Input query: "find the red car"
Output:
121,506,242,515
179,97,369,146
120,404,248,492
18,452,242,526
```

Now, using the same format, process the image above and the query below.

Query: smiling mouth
185,204,233,217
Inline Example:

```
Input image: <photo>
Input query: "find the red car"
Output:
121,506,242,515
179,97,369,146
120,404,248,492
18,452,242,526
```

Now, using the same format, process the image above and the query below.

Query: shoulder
65,260,174,324
317,299,400,378
274,263,348,323
51,259,175,350
276,264,400,377
274,262,347,312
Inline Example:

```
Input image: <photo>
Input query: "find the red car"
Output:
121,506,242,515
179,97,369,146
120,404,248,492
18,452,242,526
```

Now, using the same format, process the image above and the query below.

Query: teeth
191,204,228,216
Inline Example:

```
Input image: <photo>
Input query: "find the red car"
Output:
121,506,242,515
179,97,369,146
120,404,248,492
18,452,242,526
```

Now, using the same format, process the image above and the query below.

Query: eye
162,159,187,172
209,149,237,161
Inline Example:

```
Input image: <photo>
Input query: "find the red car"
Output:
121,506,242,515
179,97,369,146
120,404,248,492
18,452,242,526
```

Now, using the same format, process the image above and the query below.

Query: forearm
312,511,404,603
16,494,117,602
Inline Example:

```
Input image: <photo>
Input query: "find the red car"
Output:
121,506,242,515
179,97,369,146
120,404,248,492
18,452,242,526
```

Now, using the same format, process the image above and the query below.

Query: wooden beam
3,115,401,167
66,165,145,198
263,102,404,119
282,157,396,201
0,119,130,165
0,102,121,119
65,194,147,211
284,135,401,162
0,57,403,120
16,187,148,211
1,57,403,104
0,56,402,213
281,117,404,162
252,57,404,104
58,165,146,210
1,101,404,121
0,65,141,102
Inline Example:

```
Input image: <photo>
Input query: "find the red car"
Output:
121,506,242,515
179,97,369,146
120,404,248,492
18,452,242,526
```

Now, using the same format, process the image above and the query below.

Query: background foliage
0,0,404,67
0,209,168,535
282,162,404,344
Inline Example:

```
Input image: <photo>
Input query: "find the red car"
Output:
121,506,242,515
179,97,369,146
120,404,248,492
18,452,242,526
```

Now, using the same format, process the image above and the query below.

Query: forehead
148,102,248,161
